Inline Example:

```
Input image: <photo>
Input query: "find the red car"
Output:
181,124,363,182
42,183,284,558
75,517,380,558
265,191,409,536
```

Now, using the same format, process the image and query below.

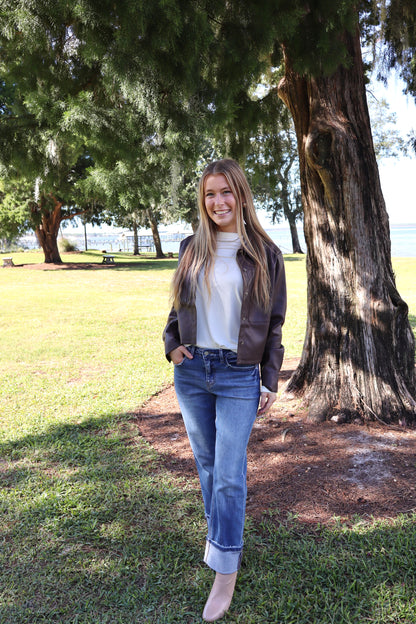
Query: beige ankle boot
202,571,238,622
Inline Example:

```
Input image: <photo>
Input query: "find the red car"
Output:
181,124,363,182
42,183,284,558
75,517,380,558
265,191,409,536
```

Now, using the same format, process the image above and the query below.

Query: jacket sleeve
163,305,181,361
260,250,287,393
162,236,192,361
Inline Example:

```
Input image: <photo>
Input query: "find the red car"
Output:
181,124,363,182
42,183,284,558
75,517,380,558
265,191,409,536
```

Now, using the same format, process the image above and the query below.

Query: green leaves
2,0,416,251
0,179,33,238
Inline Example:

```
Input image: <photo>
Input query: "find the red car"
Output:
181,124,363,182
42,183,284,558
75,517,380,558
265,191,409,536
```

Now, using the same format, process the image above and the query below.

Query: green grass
0,251,174,440
393,257,416,337
1,252,416,623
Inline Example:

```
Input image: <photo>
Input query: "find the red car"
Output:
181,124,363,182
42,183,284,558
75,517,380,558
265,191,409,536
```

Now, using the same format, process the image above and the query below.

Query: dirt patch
135,358,416,525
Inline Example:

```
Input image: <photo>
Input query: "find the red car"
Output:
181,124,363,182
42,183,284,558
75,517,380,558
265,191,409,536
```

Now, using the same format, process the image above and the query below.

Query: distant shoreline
16,223,416,257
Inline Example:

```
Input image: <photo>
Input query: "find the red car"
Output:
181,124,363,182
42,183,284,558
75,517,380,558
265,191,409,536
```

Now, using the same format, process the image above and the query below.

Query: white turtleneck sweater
196,231,242,351
194,231,270,393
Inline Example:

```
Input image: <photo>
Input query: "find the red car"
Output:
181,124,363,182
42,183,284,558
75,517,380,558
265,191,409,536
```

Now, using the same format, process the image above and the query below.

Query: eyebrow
205,185,231,193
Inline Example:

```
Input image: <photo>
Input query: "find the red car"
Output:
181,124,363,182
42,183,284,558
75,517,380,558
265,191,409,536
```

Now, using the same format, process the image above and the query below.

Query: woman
163,159,287,621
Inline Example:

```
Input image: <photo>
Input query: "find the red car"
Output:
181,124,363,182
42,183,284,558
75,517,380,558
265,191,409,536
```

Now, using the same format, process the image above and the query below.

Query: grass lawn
1,251,416,623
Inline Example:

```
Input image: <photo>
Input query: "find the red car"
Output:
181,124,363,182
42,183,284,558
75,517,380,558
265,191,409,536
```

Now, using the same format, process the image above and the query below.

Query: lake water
157,224,415,257
267,224,416,257
19,223,416,257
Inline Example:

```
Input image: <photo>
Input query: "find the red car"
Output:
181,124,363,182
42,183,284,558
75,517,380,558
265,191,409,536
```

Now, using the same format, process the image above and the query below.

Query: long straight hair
172,159,274,311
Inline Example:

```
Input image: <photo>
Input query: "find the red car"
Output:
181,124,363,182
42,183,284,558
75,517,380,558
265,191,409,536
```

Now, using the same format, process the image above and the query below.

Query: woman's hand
257,391,277,415
169,345,194,365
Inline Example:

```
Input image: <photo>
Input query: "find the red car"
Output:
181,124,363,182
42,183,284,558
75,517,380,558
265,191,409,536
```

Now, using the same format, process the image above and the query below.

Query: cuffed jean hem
204,540,243,574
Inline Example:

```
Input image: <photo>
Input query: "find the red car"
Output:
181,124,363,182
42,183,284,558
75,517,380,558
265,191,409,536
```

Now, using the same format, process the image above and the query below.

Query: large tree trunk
147,208,165,258
278,27,416,424
34,195,63,263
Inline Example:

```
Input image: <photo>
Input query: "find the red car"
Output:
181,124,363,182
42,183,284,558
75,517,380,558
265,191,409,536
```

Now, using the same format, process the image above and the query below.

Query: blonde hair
172,159,274,311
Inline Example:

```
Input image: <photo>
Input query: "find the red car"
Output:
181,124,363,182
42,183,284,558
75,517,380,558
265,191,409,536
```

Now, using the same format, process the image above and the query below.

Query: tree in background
0,1,291,259
248,121,304,254
0,156,98,263
2,0,221,259
82,135,194,258
0,4,109,262
368,95,409,160
0,180,32,249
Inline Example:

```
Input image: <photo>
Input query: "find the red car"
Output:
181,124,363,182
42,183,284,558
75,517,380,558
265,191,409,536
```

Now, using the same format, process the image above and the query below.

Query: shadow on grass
22,251,306,272
114,259,178,271
23,258,178,272
282,254,306,262
0,415,205,623
84,250,178,269
240,512,416,623
1,414,416,623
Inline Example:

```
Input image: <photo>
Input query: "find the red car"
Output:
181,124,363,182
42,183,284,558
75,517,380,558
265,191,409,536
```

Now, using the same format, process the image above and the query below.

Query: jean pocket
174,357,186,366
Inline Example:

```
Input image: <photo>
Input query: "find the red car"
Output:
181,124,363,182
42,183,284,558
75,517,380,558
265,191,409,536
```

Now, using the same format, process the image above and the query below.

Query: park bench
2,257,14,268
102,254,116,264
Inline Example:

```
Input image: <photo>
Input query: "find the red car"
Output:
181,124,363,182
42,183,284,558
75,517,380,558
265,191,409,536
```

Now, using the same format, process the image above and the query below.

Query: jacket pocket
224,351,257,371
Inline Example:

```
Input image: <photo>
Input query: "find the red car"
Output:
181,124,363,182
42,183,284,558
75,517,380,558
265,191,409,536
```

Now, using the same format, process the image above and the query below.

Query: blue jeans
174,346,260,574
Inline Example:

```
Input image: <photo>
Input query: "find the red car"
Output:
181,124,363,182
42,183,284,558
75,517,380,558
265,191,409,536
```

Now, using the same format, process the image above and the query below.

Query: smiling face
203,173,238,233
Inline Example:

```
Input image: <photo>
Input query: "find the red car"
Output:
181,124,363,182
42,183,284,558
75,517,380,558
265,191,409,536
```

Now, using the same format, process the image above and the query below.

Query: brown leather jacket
163,235,287,392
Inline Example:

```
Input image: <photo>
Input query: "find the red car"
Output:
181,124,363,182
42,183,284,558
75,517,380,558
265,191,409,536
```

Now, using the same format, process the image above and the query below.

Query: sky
371,76,416,225
66,74,416,235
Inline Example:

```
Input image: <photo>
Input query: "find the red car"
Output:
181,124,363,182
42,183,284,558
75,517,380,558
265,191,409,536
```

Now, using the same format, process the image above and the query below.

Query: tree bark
281,160,304,253
278,27,416,424
286,213,303,254
34,195,63,263
147,208,165,258
83,221,88,251
191,216,199,233
132,219,139,255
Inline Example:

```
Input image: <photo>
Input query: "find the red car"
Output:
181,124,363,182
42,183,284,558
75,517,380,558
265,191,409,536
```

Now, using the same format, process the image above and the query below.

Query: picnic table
2,257,14,267
102,254,115,264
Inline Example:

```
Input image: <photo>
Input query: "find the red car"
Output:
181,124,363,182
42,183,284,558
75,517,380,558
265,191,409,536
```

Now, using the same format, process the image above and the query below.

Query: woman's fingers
169,345,193,364
258,391,276,415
